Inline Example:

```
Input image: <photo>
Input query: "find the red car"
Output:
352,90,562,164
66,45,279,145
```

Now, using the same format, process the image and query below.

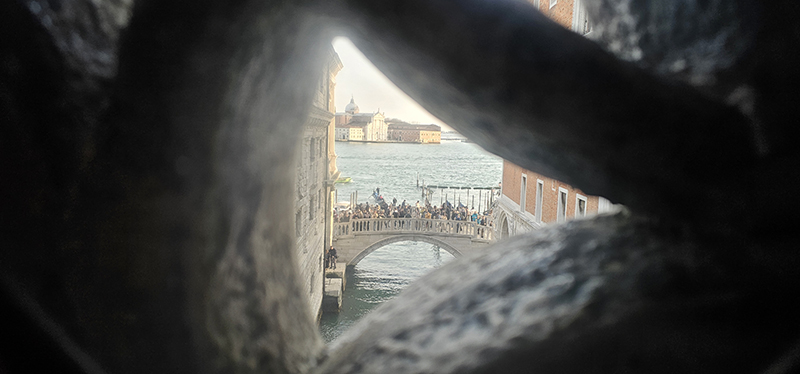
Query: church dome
345,96,359,114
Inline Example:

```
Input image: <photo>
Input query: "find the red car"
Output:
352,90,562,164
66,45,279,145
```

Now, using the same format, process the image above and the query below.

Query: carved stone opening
1,0,799,373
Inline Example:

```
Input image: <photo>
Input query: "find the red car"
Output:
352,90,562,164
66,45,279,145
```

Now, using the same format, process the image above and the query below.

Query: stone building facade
295,48,342,319
494,0,604,239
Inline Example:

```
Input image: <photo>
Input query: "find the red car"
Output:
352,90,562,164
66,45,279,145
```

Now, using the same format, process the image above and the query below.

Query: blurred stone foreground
1,0,799,373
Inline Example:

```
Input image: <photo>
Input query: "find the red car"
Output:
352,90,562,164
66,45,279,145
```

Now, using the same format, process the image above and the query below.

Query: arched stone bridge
332,218,495,265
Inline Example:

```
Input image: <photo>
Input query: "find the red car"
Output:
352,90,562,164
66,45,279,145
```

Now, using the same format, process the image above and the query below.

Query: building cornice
329,51,344,76
306,106,335,128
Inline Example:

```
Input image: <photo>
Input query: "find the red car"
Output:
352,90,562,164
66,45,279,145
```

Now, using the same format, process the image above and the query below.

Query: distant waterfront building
295,47,342,319
494,0,607,239
335,124,364,141
386,121,441,143
335,97,387,141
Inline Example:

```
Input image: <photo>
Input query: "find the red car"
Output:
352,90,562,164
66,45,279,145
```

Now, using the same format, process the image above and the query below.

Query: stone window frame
296,209,303,238
571,0,592,35
549,0,557,9
520,173,528,213
575,193,587,218
535,179,544,223
309,195,315,221
557,187,568,223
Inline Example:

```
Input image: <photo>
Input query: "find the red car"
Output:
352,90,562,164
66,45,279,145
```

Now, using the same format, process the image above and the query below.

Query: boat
335,176,352,184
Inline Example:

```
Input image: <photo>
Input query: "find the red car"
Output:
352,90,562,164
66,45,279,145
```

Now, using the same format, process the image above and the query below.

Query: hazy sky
332,37,452,131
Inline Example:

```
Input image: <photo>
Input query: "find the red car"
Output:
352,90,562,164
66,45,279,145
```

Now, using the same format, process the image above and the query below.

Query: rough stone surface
2,1,332,373
334,0,761,238
318,211,798,374
584,0,755,87
1,0,799,373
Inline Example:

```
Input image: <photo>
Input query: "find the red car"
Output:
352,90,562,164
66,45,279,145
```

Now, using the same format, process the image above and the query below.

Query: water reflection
319,241,454,342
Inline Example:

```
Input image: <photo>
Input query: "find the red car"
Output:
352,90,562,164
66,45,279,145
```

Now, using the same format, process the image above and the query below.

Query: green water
320,141,502,343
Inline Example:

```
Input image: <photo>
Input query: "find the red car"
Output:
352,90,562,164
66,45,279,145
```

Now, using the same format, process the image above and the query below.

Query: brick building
527,0,591,34
495,161,613,238
493,0,611,239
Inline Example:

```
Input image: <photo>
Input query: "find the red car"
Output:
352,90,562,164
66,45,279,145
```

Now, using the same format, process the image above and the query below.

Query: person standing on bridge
329,246,338,269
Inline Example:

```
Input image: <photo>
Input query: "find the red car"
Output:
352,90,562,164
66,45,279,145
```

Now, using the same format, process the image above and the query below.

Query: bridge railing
333,218,494,241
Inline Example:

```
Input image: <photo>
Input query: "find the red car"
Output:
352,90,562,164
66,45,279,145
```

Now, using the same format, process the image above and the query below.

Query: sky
332,37,453,131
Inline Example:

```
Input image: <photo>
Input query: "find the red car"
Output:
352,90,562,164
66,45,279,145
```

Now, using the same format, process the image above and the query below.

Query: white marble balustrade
333,218,494,241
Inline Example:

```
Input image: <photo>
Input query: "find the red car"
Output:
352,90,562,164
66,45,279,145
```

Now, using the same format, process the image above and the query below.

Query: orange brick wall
500,0,585,224
528,0,574,29
502,160,598,223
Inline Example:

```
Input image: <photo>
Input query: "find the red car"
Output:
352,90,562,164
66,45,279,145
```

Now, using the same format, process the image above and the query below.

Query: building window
572,0,592,35
557,187,568,223
535,180,544,222
520,174,527,212
531,0,540,9
309,138,316,162
550,0,557,9
296,209,303,237
576,194,587,217
309,195,315,221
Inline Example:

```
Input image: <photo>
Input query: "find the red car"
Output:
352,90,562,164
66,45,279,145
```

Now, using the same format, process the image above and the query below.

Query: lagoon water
319,140,502,342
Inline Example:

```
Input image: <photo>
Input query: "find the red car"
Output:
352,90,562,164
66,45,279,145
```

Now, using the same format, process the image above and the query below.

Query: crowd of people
334,197,493,227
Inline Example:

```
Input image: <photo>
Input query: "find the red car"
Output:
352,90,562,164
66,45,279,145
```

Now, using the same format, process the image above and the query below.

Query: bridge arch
348,235,464,266
498,212,511,239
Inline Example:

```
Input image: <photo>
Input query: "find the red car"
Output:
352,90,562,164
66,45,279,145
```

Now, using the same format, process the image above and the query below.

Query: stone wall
2,0,799,374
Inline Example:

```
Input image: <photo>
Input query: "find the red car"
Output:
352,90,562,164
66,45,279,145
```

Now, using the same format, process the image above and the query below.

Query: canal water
320,140,502,342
